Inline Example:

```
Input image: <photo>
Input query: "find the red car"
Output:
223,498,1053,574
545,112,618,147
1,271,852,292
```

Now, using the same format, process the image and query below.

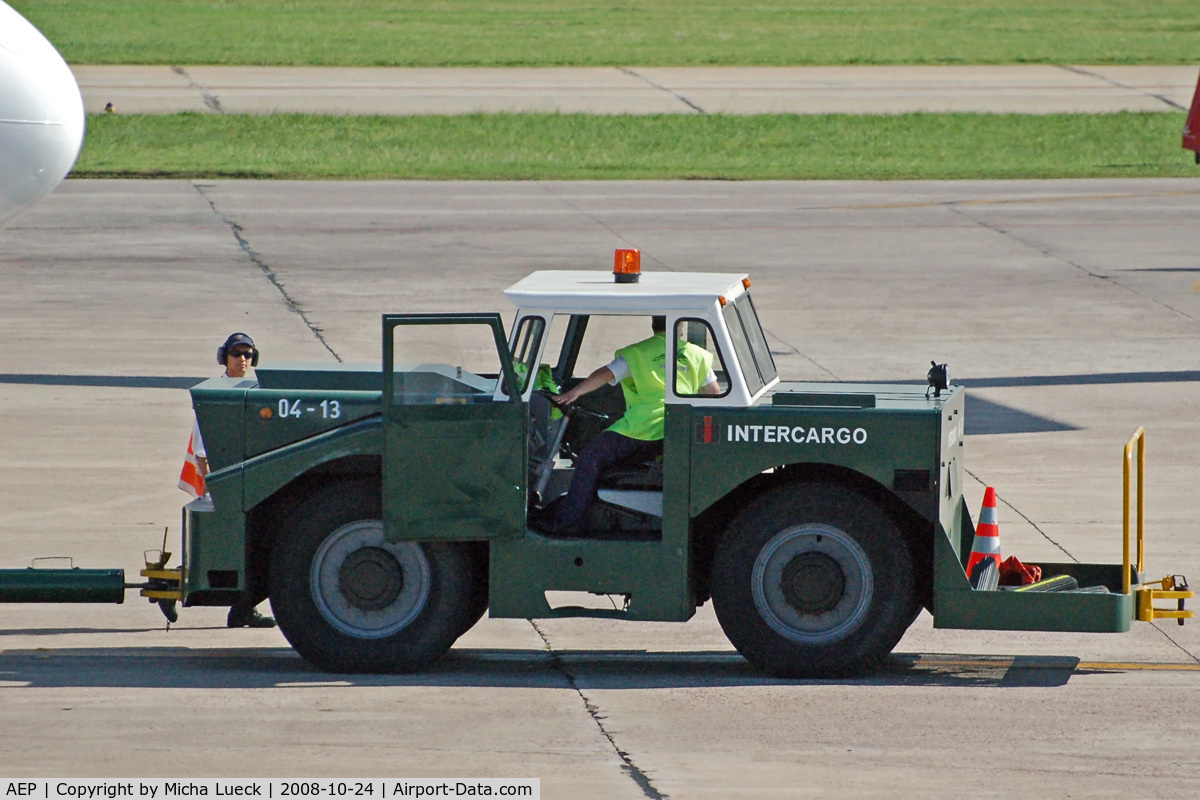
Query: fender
228,416,383,511
181,418,382,603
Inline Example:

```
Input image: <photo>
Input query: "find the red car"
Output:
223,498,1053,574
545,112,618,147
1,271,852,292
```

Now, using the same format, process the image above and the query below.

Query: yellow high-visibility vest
609,332,713,441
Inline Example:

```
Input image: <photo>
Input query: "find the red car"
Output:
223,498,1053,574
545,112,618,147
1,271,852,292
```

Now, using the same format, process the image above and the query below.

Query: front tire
712,483,914,678
269,482,476,673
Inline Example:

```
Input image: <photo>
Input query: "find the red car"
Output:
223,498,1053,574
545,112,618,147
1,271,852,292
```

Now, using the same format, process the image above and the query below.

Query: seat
598,456,663,491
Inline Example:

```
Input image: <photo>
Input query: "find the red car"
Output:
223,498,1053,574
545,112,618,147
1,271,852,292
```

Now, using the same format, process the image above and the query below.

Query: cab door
381,313,526,542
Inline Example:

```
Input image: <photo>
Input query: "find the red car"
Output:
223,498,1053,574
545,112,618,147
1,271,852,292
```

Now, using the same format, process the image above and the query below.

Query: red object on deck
998,556,1043,587
1184,69,1200,162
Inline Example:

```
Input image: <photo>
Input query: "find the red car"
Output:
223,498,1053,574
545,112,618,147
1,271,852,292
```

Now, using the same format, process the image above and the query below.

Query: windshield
721,292,777,395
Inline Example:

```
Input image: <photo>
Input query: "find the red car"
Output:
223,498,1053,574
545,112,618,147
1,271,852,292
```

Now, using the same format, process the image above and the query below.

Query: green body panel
934,499,975,600
244,388,380,459
192,377,255,472
488,407,695,620
242,417,382,509
689,383,956,524
256,363,384,392
663,407,695,612
490,536,692,620
182,495,244,599
772,391,877,409
380,313,526,543
191,368,381,470
384,402,526,541
182,415,383,601
932,497,1134,632
935,583,1134,632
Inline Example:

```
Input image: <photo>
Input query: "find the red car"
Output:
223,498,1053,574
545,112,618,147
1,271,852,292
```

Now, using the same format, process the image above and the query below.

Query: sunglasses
229,349,256,359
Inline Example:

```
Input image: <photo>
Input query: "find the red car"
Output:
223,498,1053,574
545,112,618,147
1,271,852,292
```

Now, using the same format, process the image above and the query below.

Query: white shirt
192,417,206,458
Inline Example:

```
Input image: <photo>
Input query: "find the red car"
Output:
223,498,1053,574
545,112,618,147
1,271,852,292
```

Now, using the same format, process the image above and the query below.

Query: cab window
386,317,508,404
568,314,655,379
505,316,546,395
672,319,730,397
721,293,777,395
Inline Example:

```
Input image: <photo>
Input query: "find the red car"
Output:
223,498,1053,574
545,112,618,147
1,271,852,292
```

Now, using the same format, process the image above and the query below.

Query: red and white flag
179,433,205,497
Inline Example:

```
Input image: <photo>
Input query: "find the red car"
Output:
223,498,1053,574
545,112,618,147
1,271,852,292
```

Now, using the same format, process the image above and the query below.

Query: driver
547,316,720,536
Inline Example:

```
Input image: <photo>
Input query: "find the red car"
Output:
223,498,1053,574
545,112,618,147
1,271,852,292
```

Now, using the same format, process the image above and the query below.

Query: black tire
458,542,490,637
906,597,925,629
269,481,476,673
711,483,915,679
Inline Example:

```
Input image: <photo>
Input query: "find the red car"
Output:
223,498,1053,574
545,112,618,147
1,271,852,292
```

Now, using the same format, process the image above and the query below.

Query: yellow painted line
1191,278,1200,292
275,681,353,688
1077,661,1200,672
905,656,1200,672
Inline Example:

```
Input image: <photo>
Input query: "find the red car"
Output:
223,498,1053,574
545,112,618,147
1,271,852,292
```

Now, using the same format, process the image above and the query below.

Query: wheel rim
751,523,873,644
310,519,431,639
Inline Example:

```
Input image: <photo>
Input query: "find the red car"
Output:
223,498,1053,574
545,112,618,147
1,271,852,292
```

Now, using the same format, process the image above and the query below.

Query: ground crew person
548,316,720,535
190,332,256,478
186,332,276,629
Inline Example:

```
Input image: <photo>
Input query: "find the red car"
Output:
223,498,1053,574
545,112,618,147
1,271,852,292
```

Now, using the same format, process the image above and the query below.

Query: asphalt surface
74,65,1200,116
1,179,1199,796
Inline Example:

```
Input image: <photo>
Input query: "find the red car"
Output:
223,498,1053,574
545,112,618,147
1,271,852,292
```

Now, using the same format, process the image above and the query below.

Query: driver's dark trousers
554,431,662,533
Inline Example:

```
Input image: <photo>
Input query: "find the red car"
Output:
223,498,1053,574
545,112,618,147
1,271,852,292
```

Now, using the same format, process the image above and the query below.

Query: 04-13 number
277,398,341,419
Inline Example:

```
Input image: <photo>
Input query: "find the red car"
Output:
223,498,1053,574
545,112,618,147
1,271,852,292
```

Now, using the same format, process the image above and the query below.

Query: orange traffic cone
179,432,206,498
966,486,1002,577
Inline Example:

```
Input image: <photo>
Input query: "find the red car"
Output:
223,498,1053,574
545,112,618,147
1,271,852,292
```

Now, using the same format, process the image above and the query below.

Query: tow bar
0,529,181,623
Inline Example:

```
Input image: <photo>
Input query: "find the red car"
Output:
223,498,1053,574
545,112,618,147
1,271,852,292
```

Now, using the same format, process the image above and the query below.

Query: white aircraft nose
0,1,85,225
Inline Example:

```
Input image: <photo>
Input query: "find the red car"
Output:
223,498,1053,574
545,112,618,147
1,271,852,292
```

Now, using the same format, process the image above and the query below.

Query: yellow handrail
1122,427,1145,594
1123,427,1194,624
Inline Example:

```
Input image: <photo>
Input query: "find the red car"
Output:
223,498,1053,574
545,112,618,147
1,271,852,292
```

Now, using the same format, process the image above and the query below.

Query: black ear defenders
217,332,259,367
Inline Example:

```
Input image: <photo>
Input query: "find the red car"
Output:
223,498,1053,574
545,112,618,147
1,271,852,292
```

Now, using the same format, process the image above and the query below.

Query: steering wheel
534,389,610,421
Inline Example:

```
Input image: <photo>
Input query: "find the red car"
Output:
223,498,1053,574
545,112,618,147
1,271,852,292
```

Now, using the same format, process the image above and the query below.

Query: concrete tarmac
74,64,1200,116
1,179,1199,796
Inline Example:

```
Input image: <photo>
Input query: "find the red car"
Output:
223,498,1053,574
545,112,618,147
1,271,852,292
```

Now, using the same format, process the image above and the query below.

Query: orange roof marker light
613,248,641,283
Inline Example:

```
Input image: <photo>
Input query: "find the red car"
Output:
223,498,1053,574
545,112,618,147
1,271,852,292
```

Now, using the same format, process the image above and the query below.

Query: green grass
74,112,1196,181
16,1,1200,66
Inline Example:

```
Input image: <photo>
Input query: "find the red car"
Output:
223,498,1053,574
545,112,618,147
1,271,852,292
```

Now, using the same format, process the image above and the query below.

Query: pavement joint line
619,67,706,114
536,182,658,262
941,201,1200,326
527,620,667,800
1147,622,1200,664
964,467,1078,563
171,66,226,114
768,332,839,381
191,182,342,361
1059,64,1189,112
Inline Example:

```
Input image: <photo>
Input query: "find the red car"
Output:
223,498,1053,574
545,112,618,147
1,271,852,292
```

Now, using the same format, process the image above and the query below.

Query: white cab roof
505,270,748,314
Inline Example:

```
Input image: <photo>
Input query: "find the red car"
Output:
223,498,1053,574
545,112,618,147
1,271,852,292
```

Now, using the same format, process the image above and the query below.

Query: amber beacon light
613,248,641,283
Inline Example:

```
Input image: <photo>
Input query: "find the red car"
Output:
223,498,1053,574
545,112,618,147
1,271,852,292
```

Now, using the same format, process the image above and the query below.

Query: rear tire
269,481,476,673
458,542,490,636
712,483,914,678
